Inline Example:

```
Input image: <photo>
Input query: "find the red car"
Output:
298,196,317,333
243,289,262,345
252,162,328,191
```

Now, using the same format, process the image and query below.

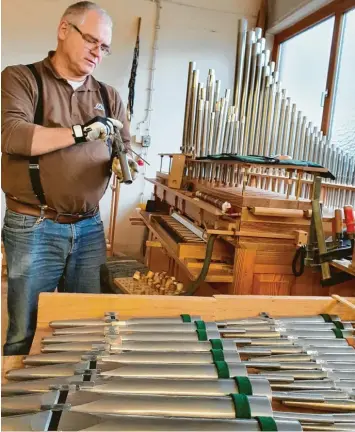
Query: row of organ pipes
180,19,355,210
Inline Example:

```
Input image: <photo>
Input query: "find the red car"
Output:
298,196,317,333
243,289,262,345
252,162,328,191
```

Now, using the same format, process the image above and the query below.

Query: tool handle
344,205,355,234
334,209,343,237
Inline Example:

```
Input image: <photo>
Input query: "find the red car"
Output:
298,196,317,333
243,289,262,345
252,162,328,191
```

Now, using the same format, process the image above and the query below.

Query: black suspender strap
26,64,47,206
97,82,112,118
97,82,115,191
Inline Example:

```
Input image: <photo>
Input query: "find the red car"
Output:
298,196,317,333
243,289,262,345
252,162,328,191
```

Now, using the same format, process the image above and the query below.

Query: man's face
58,10,112,76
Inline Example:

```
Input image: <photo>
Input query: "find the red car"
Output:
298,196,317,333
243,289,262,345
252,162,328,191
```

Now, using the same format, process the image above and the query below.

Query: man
1,1,137,355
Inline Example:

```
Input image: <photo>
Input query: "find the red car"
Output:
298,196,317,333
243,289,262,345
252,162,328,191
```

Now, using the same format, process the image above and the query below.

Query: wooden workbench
2,290,355,415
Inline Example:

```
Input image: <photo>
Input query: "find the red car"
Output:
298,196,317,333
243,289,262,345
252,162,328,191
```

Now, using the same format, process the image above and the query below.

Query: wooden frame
272,0,355,136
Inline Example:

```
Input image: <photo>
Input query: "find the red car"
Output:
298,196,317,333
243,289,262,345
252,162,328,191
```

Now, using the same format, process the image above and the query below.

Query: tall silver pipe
275,90,287,155
194,99,204,157
280,97,291,156
297,116,307,161
265,81,277,157
215,97,227,154
189,70,199,153
227,113,236,153
292,111,302,160
233,119,241,154
255,65,271,155
207,112,215,155
240,30,256,121
214,80,221,109
234,19,248,118
260,76,272,155
269,83,282,156
182,61,196,153
220,89,231,152
255,27,263,40
287,104,297,157
249,52,265,155
243,42,261,155
201,100,209,157
212,101,221,154
310,127,318,162
222,108,233,153
304,122,313,162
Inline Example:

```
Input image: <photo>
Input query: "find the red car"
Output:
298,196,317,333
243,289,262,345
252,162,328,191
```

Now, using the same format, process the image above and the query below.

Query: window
278,17,334,127
330,8,355,153
273,0,355,156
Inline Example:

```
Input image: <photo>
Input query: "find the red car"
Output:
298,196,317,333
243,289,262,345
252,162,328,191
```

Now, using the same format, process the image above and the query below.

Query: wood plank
36,292,216,325
214,295,355,321
238,238,295,251
188,267,233,283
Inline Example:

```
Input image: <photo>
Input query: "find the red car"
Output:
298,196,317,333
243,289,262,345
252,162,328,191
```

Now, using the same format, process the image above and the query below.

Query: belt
6,197,98,224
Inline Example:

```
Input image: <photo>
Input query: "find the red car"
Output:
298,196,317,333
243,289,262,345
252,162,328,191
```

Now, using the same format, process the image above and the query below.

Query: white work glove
72,116,123,143
112,156,139,182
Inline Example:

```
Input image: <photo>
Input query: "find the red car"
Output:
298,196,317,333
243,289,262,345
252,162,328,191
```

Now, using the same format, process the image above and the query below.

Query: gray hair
62,1,112,26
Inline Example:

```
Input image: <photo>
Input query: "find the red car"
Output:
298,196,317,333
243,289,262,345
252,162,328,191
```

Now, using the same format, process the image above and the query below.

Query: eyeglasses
69,23,111,56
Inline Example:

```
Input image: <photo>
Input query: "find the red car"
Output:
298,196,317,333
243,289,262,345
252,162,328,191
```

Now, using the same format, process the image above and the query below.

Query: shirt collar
43,51,100,91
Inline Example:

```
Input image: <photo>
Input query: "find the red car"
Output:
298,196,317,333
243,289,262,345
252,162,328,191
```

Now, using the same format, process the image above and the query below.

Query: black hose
185,234,218,296
292,245,306,277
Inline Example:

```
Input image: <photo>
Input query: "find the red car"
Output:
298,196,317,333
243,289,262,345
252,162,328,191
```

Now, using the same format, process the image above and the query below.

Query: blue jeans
2,209,106,356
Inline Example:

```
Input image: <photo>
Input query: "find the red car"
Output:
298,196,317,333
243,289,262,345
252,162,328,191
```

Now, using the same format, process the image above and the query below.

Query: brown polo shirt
1,51,131,214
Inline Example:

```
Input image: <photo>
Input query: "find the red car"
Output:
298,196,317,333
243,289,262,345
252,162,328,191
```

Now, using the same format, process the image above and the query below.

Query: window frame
272,0,355,136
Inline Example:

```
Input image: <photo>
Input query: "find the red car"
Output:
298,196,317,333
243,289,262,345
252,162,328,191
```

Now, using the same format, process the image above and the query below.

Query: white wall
1,0,260,257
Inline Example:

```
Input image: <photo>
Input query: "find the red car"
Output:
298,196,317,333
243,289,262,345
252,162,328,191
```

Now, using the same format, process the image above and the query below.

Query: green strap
333,321,344,330
180,314,191,322
209,338,223,350
230,393,252,419
256,417,278,431
195,320,206,330
320,314,332,322
214,360,230,378
210,349,225,362
234,376,253,395
332,328,344,338
196,329,208,341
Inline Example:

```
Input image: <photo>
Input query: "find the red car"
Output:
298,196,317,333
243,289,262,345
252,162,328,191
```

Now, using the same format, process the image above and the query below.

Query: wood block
252,274,294,296
233,249,256,294
168,155,186,189
255,250,294,265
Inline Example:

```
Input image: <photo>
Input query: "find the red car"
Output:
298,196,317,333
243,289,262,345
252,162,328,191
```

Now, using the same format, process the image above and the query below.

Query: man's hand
72,116,123,143
112,156,139,182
